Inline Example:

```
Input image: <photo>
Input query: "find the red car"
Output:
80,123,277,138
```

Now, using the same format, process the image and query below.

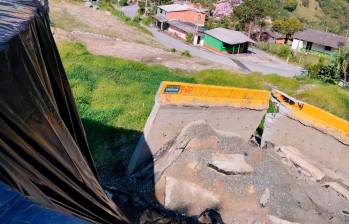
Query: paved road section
146,26,304,76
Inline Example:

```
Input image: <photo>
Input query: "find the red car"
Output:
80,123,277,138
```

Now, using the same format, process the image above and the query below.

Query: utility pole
144,0,148,16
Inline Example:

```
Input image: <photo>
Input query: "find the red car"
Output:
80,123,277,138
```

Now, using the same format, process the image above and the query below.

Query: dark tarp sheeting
0,0,128,223
0,181,89,224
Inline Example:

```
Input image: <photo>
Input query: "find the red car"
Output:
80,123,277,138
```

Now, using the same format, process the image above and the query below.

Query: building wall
291,38,303,51
168,26,187,40
204,34,224,52
167,10,205,26
193,35,204,46
224,43,249,54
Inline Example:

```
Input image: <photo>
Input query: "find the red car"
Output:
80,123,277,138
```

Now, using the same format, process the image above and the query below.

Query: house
254,29,286,44
204,28,255,54
167,20,205,46
292,29,348,53
154,3,206,45
154,4,206,31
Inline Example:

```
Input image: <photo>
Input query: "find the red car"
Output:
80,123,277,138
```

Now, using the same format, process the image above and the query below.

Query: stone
164,176,220,215
208,153,253,175
259,188,270,208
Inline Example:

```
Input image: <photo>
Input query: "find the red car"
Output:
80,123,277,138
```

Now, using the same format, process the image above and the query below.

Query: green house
204,28,255,54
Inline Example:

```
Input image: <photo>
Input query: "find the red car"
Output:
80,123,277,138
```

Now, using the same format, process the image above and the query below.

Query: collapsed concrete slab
126,82,349,223
128,81,270,175
262,90,349,186
150,120,349,223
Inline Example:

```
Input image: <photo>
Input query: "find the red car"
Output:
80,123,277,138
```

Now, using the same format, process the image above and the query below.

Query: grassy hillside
59,42,349,177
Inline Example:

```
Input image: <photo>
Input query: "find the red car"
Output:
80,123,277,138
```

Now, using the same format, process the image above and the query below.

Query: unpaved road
51,0,237,72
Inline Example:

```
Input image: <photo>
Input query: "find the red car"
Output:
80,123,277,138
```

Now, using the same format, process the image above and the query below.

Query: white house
291,29,348,53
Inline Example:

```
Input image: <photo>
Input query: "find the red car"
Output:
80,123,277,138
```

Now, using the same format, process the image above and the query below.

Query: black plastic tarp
0,1,128,223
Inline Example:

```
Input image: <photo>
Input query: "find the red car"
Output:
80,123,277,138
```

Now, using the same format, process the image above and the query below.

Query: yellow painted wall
272,90,349,142
159,81,270,110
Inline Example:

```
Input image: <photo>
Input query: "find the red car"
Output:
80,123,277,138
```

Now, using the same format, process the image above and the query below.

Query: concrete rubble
144,120,349,223
127,83,349,224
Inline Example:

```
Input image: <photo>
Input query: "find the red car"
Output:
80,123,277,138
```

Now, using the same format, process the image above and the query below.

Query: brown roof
293,29,348,49
264,29,285,39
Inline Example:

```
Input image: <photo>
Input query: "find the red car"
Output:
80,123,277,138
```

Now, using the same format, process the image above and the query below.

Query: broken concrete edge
127,81,348,177
127,86,162,175
323,182,349,201
207,153,253,175
277,146,325,181
271,89,349,145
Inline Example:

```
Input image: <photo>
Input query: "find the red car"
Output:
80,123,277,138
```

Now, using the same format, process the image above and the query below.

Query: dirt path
51,0,234,72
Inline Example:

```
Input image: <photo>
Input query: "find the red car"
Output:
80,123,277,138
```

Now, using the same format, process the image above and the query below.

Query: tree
334,47,349,82
273,17,303,42
234,0,278,37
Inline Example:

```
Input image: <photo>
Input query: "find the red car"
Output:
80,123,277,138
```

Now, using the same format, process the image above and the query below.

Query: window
325,46,332,51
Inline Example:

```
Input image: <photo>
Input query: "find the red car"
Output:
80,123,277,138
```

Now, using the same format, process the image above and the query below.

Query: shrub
118,0,128,6
186,33,194,43
318,64,338,84
142,16,152,26
170,48,177,53
181,50,192,57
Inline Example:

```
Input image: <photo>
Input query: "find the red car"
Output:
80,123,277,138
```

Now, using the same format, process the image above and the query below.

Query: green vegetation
257,42,331,66
186,33,194,43
307,47,349,83
59,42,349,175
181,50,192,57
272,17,303,40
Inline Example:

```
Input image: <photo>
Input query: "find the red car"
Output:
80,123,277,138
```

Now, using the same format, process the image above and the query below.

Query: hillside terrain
294,0,349,35
200,0,349,35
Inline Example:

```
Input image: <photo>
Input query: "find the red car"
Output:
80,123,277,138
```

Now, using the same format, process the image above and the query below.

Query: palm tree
335,47,349,82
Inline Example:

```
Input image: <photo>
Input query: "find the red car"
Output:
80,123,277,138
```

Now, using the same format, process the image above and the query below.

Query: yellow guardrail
159,81,270,110
272,90,349,143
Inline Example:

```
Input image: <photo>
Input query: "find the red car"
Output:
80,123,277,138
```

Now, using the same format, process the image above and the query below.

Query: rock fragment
208,153,253,175
259,188,270,208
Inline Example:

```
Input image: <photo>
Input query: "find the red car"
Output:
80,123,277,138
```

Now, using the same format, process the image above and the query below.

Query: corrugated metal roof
158,3,205,13
293,29,348,49
205,28,255,45
168,20,205,34
158,4,191,12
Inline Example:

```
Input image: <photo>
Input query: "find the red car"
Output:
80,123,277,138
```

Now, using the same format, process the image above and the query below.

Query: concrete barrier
262,90,349,185
127,81,270,175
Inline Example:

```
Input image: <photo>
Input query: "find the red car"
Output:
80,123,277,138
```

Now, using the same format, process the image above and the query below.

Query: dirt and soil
51,0,231,72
